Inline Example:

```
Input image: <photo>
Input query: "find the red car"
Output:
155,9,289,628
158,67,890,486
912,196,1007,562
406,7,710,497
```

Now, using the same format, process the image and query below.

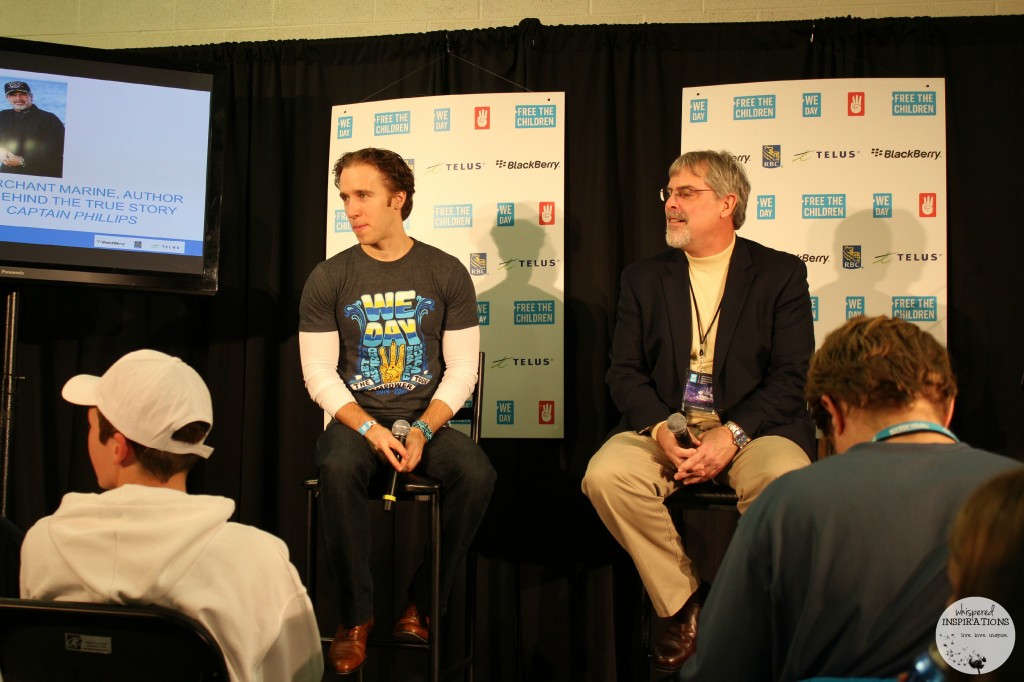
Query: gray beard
665,226,691,249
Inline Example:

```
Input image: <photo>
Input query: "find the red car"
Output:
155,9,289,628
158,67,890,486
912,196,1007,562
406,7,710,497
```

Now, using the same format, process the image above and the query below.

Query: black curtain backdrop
7,16,1024,681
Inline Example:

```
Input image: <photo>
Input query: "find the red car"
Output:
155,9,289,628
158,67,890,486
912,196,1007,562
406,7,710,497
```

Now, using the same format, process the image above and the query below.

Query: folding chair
0,597,228,681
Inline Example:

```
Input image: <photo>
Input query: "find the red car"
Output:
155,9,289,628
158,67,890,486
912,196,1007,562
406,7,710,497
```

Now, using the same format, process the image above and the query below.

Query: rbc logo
843,245,862,270
475,106,490,130
470,253,487,276
762,145,781,169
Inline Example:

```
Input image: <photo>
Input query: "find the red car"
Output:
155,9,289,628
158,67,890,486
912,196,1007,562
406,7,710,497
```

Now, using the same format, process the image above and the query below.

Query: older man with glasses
582,149,816,672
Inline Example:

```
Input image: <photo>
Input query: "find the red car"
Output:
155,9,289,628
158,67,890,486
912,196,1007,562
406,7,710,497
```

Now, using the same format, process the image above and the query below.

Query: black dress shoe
652,584,707,672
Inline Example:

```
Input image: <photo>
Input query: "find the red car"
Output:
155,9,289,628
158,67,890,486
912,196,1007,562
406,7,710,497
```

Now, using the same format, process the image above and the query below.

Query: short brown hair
805,315,957,435
96,409,205,482
332,147,415,220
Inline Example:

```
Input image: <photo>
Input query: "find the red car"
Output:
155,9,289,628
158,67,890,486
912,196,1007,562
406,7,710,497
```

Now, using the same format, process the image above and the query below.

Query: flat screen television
0,37,225,294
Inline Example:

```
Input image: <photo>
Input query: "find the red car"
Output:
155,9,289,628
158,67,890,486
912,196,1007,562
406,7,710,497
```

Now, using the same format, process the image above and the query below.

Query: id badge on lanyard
682,371,715,414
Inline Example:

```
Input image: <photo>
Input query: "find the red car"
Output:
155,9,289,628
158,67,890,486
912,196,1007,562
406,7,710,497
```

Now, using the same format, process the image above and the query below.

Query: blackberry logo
870,148,942,160
494,159,561,170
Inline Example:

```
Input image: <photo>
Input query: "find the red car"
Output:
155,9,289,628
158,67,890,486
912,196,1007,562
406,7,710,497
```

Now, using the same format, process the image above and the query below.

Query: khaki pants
581,423,810,617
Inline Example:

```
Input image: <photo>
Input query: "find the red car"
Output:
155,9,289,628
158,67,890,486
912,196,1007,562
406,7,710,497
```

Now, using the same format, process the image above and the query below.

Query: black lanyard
689,280,722,370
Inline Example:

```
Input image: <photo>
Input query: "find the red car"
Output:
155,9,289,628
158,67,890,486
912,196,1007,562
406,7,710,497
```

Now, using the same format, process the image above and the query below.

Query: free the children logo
935,597,1015,675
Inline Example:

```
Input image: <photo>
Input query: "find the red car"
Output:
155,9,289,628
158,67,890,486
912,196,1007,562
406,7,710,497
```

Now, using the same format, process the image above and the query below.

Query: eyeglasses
660,186,716,202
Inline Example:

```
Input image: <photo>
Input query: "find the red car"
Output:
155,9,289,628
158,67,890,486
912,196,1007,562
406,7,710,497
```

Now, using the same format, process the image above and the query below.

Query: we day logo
474,106,490,130
538,401,555,424
539,202,556,225
848,92,865,116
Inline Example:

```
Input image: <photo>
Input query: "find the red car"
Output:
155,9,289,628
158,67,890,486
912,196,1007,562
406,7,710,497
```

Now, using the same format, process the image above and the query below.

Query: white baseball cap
62,349,214,458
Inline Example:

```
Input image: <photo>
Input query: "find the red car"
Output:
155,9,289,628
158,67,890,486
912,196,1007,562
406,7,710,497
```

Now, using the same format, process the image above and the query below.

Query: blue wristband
411,419,433,442
357,420,377,436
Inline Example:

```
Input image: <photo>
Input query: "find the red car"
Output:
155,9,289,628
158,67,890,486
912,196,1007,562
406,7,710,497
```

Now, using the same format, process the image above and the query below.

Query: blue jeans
314,420,496,626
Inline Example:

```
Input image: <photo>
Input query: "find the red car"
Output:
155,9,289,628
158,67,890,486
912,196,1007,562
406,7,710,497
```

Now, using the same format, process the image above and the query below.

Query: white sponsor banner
681,78,947,344
326,93,565,438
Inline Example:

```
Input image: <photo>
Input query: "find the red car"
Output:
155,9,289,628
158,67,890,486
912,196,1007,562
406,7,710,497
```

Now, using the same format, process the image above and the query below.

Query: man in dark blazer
582,150,816,673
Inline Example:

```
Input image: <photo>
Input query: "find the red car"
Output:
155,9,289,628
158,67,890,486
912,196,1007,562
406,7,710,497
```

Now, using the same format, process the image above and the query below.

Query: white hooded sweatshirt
20,485,323,682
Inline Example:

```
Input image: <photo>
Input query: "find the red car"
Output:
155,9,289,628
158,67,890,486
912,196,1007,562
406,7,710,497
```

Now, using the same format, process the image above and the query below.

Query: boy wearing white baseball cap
20,350,323,682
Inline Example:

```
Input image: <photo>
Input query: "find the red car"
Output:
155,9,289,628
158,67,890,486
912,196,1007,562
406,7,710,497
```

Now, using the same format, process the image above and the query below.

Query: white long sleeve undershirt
299,326,479,420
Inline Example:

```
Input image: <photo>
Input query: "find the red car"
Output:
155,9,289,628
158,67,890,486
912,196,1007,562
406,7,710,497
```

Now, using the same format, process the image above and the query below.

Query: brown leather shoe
393,603,429,643
652,594,701,672
328,618,373,674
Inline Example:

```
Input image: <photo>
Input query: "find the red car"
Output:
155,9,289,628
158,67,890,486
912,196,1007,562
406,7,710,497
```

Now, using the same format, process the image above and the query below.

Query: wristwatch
723,421,750,450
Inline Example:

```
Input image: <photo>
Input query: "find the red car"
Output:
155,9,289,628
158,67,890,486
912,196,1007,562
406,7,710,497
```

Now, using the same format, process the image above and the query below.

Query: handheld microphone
666,412,695,448
383,419,411,511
